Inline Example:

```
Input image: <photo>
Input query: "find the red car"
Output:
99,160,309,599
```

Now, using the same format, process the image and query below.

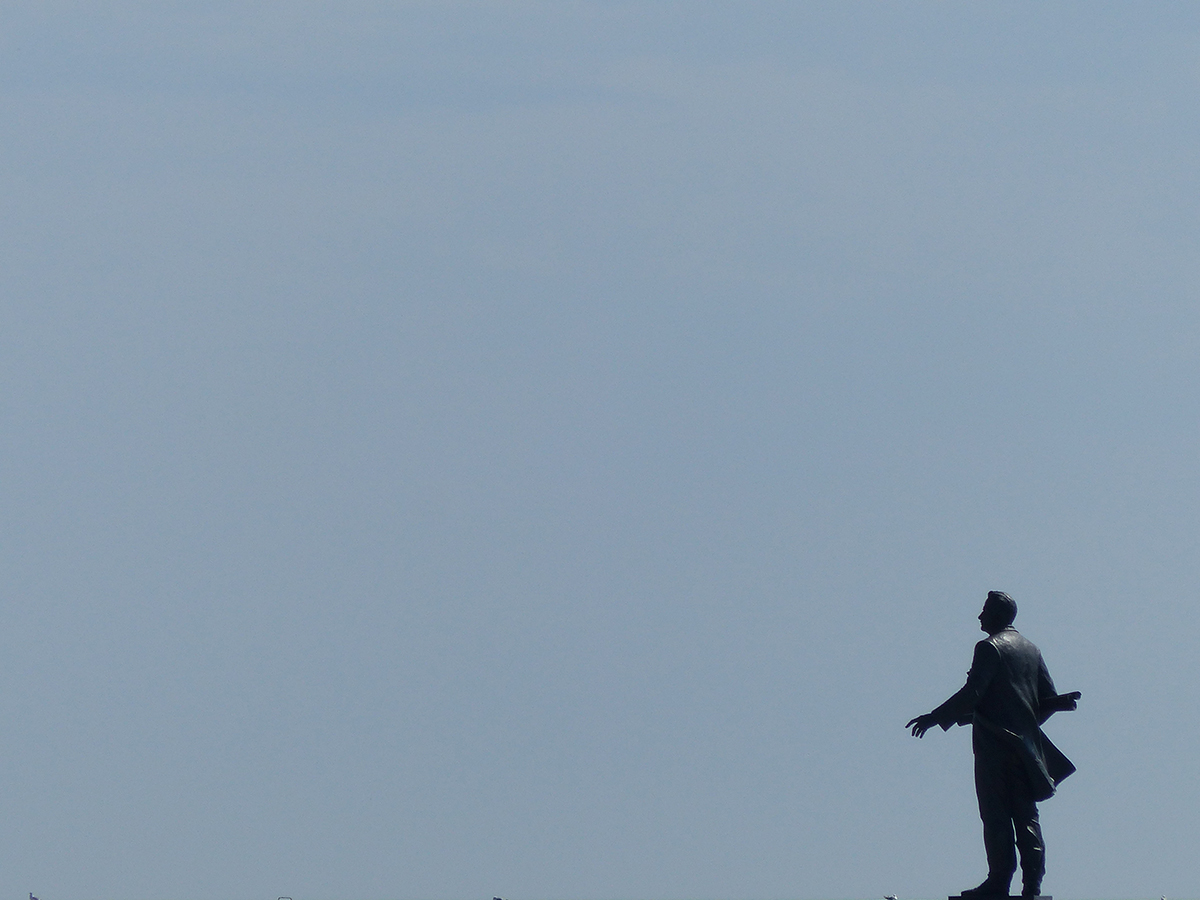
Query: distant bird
30,893,38,900
885,895,898,899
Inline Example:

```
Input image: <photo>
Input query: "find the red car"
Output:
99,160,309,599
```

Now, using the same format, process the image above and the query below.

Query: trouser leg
975,730,1046,894
980,810,1017,887
975,751,1017,890
1013,799,1044,892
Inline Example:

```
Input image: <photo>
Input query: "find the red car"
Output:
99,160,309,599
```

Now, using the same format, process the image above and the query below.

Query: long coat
929,626,1075,801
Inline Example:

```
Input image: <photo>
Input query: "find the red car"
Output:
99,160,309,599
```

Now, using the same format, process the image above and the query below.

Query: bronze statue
907,591,1079,899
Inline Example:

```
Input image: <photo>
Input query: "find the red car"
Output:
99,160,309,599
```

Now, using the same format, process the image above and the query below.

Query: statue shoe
960,881,1011,897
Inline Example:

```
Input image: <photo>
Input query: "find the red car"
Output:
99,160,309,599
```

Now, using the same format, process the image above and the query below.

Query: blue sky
2,4,1199,899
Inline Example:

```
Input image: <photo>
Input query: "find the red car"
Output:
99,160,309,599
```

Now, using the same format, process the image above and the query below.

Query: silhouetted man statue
907,591,1079,899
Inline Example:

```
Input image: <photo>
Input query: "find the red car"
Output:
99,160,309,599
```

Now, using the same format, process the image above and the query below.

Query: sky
2,3,1200,899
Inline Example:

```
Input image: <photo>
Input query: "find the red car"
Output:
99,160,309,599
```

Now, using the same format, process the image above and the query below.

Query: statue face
978,601,1008,634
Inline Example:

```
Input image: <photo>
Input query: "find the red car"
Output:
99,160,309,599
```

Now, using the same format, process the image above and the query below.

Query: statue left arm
908,640,999,737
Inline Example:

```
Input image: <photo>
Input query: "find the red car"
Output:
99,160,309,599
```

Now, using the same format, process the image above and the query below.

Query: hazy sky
3,4,1200,899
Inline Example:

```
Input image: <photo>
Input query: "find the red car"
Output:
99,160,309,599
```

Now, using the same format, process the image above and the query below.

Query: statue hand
906,713,936,738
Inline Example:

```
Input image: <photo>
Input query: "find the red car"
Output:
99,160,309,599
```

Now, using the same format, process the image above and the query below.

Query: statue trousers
973,727,1045,890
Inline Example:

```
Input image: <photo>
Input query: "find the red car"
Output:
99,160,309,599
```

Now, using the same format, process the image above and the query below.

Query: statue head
979,590,1017,634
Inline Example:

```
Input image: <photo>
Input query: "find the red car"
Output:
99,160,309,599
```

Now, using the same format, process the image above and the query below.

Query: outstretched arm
907,640,1000,738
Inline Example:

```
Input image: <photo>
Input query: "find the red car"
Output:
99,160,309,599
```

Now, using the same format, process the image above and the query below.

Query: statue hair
986,590,1017,626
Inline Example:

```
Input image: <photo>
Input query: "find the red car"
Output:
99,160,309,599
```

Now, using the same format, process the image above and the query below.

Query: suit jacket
930,626,1075,801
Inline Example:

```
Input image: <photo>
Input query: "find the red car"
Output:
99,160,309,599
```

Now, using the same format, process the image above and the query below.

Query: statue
907,591,1080,899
